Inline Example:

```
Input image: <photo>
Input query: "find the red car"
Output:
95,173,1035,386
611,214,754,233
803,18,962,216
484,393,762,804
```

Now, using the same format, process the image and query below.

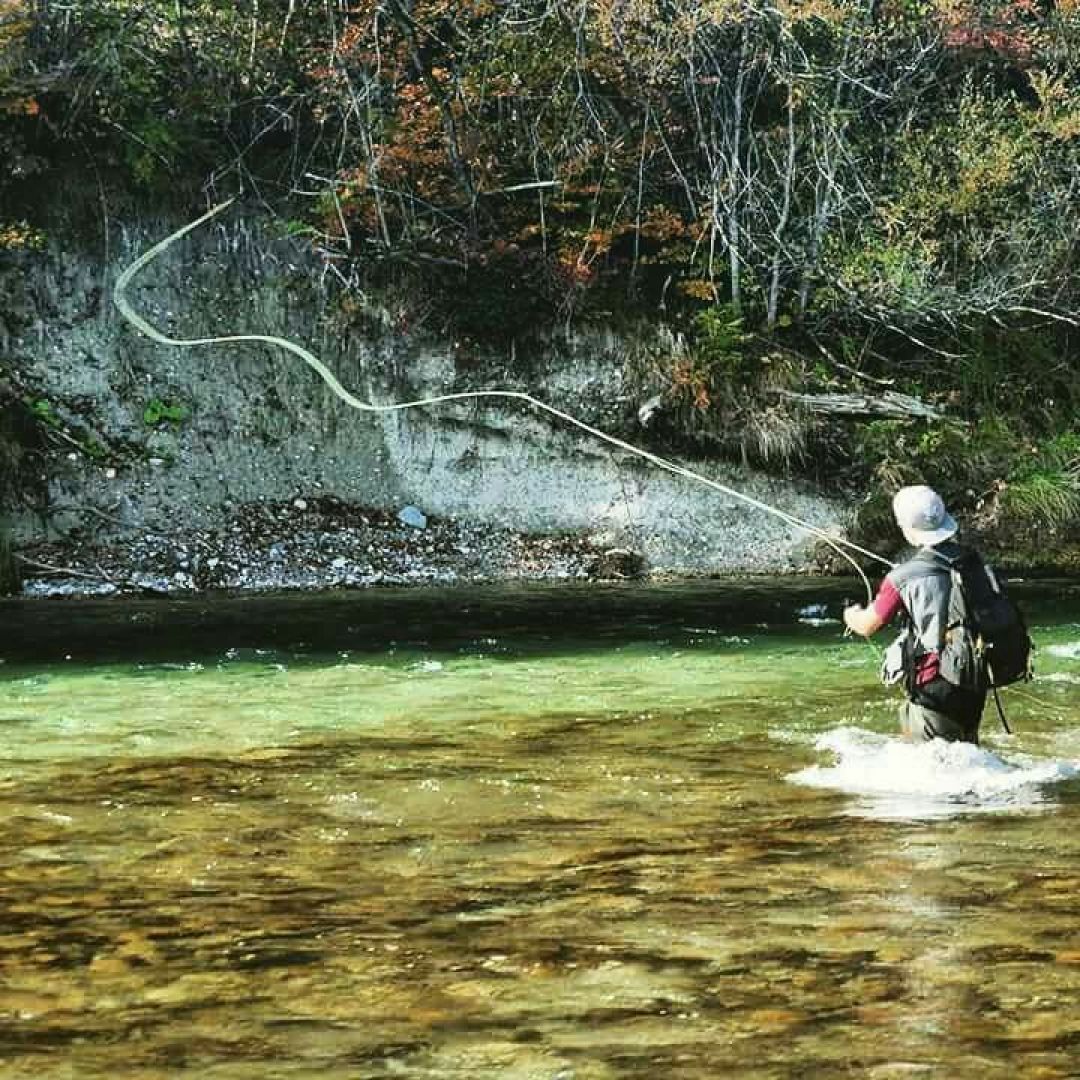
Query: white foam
788,726,1079,820
1046,642,1080,660
1045,639,1080,656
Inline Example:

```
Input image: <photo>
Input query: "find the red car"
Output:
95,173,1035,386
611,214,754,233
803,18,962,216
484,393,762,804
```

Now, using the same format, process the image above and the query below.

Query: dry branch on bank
777,390,943,420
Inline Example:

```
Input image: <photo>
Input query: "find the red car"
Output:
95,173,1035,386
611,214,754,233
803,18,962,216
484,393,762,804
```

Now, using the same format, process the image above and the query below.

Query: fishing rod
113,198,896,605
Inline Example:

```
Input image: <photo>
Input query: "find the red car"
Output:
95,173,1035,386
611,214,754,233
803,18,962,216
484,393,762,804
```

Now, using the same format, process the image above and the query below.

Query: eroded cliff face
1,210,848,595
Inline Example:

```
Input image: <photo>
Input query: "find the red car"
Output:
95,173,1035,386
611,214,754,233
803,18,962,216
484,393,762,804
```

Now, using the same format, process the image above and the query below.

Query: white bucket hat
892,485,958,547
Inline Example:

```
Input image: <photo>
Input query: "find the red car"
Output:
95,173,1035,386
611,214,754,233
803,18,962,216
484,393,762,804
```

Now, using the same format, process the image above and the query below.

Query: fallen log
777,389,943,420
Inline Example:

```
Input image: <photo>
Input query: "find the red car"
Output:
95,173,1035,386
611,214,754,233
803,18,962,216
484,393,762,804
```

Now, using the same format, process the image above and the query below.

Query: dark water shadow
3,577,1077,666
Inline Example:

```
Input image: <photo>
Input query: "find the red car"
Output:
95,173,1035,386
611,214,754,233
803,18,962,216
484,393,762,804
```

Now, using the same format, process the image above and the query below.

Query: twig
16,555,113,582
480,180,561,195
808,335,895,388
1003,305,1080,328
15,555,168,595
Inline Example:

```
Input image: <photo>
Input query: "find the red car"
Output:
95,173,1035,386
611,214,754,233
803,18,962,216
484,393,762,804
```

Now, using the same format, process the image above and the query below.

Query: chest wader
900,689,984,745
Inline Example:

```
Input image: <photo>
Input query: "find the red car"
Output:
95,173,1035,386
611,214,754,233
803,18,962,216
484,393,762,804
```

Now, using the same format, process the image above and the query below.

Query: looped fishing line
113,198,895,605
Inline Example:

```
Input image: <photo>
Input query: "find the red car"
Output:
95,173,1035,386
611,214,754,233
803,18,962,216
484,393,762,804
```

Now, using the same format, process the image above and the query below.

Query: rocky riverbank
15,498,656,598
2,209,851,599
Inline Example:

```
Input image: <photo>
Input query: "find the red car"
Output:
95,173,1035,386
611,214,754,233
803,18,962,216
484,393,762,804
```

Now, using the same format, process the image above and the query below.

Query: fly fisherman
842,485,987,744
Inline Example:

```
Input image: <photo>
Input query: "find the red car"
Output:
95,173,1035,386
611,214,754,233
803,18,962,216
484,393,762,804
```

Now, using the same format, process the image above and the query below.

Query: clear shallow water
1,582,1080,1078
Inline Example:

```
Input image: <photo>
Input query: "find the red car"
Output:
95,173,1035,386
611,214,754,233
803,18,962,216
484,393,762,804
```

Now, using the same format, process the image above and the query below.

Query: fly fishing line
113,198,895,605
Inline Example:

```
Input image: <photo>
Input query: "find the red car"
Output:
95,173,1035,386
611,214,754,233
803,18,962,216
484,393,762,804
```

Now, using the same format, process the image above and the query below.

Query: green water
1,582,1080,1079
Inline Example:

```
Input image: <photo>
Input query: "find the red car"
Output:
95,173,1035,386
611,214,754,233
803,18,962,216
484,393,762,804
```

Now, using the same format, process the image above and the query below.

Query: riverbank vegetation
2,0,1079,569
0,385,29,593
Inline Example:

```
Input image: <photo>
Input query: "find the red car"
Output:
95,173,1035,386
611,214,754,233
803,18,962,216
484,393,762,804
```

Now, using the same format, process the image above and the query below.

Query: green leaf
143,398,188,426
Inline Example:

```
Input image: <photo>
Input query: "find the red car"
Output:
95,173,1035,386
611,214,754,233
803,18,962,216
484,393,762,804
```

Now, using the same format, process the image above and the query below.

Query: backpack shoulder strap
917,545,976,630
937,544,1006,599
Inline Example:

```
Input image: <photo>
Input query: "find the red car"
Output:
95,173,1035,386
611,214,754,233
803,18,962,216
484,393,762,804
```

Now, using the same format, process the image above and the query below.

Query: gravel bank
16,497,648,598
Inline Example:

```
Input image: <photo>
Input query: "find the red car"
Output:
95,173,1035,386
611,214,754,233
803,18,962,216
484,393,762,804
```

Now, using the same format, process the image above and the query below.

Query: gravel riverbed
16,497,646,598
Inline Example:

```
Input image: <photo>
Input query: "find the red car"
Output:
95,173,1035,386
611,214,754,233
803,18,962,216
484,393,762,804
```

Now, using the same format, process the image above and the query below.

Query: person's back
885,538,987,742
843,487,987,743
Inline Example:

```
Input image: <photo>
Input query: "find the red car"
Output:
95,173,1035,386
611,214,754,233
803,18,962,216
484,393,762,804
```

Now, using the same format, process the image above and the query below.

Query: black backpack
935,547,1033,692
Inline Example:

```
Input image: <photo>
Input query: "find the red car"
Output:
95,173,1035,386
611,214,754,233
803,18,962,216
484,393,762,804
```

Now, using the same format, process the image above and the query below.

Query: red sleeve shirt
872,577,904,623
870,575,940,685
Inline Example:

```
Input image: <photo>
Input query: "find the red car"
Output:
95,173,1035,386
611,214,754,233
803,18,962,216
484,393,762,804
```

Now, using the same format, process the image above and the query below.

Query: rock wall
1,209,849,593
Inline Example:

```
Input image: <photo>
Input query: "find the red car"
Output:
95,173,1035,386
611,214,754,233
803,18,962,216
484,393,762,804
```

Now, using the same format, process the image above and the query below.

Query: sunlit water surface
2,582,1080,1079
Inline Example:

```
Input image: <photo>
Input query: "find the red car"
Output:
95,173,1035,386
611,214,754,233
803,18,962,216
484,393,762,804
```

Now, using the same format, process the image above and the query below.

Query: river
1,580,1079,1078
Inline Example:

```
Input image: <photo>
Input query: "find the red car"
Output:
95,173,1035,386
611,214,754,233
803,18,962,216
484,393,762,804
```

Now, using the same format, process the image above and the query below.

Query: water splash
408,659,445,674
1046,641,1080,660
788,726,1079,820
